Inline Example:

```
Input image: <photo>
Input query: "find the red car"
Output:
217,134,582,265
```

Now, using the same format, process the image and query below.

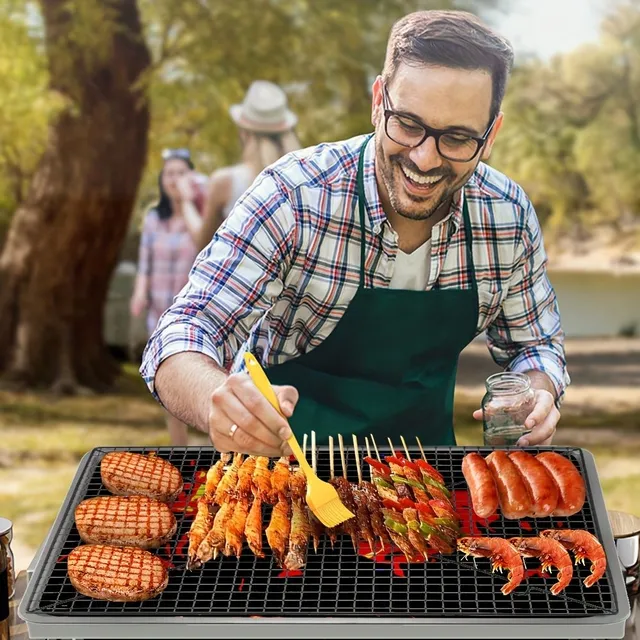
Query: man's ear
480,111,504,161
371,75,384,128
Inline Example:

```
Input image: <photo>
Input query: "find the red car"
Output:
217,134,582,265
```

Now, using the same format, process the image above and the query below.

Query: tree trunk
0,0,151,392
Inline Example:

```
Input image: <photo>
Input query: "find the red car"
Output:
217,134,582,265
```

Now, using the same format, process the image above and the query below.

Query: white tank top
388,239,432,291
222,164,253,219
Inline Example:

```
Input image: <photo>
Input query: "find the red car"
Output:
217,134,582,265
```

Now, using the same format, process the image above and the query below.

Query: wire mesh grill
27,445,617,619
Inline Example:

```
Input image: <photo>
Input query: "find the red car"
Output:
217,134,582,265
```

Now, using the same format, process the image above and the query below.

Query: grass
1,363,639,568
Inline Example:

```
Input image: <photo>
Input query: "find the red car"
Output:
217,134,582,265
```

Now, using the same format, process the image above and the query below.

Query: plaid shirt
141,134,570,401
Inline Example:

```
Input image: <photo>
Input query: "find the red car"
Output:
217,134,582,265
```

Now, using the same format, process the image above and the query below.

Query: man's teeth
401,165,443,186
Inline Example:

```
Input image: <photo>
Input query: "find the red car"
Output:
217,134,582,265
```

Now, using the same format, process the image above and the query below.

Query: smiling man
141,10,569,455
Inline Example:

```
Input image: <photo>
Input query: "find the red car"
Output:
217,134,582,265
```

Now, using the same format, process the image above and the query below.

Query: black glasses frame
381,84,496,162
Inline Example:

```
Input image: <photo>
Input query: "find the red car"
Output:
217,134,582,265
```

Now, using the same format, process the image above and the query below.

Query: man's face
371,64,503,221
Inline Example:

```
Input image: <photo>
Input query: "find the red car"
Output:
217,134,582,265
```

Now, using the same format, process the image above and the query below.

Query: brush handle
243,353,313,475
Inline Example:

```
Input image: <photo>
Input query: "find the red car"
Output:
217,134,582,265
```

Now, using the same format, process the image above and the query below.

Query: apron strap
460,195,477,291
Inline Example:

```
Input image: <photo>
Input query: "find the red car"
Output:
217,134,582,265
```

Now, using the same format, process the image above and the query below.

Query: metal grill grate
27,445,617,618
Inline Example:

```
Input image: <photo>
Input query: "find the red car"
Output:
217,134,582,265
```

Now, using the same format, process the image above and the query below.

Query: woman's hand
176,173,196,203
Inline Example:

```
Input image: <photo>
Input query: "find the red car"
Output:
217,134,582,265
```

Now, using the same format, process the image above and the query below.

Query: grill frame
19,445,630,639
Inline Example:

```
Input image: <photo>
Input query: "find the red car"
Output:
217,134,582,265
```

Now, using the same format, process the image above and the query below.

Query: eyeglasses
381,84,496,163
162,148,192,161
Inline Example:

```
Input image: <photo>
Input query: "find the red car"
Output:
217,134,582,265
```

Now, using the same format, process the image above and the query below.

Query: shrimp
187,498,213,570
509,536,573,596
213,453,243,505
266,497,291,567
236,456,257,499
204,453,230,504
197,499,235,563
252,456,272,503
224,500,250,558
245,496,264,558
271,457,291,501
290,467,307,503
540,529,607,588
457,537,525,596
284,500,311,570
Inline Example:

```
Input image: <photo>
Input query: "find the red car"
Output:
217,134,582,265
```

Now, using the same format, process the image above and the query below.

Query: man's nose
409,136,444,173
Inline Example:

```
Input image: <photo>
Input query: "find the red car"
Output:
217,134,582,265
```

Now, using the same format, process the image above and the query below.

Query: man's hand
472,371,560,446
208,373,299,456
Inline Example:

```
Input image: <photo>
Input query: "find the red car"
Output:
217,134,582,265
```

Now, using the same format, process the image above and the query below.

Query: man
141,10,569,456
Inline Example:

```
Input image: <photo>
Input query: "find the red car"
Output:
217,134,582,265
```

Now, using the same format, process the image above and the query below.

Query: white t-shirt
388,239,432,291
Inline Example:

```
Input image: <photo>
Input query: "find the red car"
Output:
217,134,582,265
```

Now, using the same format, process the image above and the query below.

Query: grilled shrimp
252,456,272,503
284,500,311,570
224,499,250,558
540,529,607,587
197,499,235,563
290,467,307,503
266,497,291,567
509,536,573,596
214,453,243,505
187,498,213,569
271,457,291,501
457,537,525,596
245,496,264,558
236,456,257,499
204,453,230,503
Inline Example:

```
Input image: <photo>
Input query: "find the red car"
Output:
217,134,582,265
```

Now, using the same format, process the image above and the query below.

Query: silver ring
228,424,238,439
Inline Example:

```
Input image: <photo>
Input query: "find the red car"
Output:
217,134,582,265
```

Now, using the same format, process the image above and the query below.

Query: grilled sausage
536,452,586,517
75,496,177,549
485,451,532,519
68,545,168,602
101,452,183,503
461,453,499,519
508,451,559,518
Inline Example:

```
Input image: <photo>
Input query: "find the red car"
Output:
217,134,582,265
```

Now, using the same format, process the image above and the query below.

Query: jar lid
0,517,13,537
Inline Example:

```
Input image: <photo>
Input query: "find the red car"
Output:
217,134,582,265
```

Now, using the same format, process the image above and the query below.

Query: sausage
485,451,532,520
508,451,559,517
461,453,499,519
536,452,586,517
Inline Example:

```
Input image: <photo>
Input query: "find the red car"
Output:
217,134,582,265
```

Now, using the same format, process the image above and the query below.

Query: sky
491,0,610,61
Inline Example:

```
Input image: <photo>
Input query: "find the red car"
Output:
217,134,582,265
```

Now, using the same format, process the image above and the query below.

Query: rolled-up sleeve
486,201,570,403
140,170,296,400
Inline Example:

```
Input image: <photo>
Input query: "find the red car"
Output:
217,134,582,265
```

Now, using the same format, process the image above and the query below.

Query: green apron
267,136,479,445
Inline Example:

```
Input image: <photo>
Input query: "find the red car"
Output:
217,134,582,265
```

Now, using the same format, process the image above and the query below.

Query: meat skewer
385,436,422,501
325,436,340,548
187,498,214,570
348,434,376,551
266,496,291,567
332,434,363,551
366,435,399,501
251,456,272,503
308,431,325,552
363,437,391,550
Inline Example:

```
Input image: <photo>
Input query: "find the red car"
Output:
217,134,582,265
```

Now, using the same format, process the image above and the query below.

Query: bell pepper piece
384,517,408,536
364,457,391,476
414,459,445,484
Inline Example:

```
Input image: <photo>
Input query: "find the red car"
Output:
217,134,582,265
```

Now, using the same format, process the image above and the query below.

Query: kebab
284,434,311,570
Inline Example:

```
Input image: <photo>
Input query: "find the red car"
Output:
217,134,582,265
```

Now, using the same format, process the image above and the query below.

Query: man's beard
376,135,472,221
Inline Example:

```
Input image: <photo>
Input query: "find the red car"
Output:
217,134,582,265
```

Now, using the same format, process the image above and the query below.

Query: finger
213,432,281,458
225,387,284,449
230,375,291,437
518,409,559,446
208,411,283,457
524,390,554,430
472,409,482,421
275,385,299,417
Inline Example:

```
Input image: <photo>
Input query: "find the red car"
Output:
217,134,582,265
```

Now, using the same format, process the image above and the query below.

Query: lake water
549,271,640,338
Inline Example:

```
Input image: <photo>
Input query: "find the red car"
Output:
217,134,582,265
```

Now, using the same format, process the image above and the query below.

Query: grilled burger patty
101,452,183,502
68,545,168,602
75,496,177,549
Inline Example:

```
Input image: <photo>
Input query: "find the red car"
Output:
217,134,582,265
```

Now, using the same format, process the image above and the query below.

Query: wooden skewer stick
416,436,427,461
387,437,396,457
365,437,374,481
329,435,335,480
400,435,412,461
302,433,308,459
370,434,382,463
311,431,317,473
337,433,348,480
352,434,363,485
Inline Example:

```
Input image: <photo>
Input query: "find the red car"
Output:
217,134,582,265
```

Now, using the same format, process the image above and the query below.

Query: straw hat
229,80,298,133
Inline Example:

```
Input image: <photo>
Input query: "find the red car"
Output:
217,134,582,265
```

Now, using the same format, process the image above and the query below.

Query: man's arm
483,200,569,444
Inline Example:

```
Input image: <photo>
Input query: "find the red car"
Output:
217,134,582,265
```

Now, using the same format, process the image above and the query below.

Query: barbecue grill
20,445,631,639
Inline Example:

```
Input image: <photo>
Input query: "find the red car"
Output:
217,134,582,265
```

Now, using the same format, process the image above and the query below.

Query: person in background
130,148,203,446
180,80,301,252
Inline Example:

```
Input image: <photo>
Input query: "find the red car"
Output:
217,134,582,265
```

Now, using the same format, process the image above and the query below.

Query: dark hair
382,10,514,119
154,155,194,222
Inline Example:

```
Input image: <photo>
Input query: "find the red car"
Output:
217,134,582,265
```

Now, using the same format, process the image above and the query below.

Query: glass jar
0,518,15,600
0,535,8,640
482,372,535,446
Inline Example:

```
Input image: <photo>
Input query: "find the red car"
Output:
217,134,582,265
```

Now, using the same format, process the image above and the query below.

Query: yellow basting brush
243,353,354,529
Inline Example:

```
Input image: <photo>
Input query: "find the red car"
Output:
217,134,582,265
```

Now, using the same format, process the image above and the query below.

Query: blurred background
0,0,638,573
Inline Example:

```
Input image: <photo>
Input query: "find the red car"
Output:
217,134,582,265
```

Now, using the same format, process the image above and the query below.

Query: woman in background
180,80,301,252
130,148,204,445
